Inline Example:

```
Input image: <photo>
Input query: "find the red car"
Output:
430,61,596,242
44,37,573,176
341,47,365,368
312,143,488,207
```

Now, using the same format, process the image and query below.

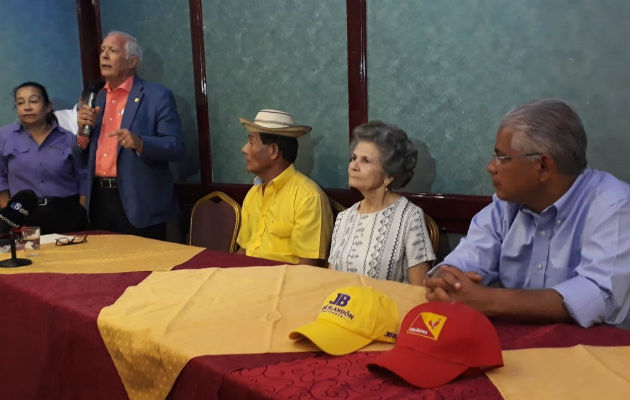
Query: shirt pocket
56,147,73,167
40,144,71,166
269,219,293,240
4,143,30,159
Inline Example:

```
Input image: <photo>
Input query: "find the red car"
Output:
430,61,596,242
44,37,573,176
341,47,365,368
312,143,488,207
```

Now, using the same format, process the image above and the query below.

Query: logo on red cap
367,302,504,388
407,312,446,340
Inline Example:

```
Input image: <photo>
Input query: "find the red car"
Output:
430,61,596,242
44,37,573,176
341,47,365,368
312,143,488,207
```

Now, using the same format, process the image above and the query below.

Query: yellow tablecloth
98,265,426,400
486,345,630,400
0,235,204,274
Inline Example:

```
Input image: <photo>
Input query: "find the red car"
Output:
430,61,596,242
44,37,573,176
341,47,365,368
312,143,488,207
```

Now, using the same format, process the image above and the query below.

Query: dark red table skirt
0,248,628,400
220,322,630,399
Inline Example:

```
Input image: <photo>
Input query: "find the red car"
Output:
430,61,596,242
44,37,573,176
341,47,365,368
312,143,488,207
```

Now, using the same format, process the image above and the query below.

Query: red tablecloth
0,248,628,400
220,322,630,400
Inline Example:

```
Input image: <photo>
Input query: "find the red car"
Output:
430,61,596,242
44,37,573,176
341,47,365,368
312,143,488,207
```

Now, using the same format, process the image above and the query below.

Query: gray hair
107,31,143,64
351,121,418,189
500,99,587,176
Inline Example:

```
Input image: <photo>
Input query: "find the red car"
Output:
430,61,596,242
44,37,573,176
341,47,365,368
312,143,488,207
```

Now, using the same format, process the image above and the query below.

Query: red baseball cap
368,301,503,388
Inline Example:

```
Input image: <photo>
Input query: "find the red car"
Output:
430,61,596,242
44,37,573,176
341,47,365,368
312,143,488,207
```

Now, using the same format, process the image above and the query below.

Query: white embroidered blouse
328,197,435,282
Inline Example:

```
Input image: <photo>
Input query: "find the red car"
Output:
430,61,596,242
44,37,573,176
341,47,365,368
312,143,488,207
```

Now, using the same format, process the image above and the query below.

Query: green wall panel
203,0,349,188
0,1,81,126
368,0,630,195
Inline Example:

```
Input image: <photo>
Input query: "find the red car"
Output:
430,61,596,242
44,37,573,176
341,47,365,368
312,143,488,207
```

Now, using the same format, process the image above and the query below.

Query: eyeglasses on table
55,235,88,246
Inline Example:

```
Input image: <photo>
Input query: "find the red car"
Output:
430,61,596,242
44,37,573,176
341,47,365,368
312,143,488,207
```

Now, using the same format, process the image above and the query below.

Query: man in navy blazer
77,31,184,240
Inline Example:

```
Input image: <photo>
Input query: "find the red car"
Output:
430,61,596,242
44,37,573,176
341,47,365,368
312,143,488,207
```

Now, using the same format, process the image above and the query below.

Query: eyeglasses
55,235,88,246
492,151,542,165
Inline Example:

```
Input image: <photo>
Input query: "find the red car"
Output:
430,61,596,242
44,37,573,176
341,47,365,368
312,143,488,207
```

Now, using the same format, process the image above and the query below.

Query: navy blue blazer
81,76,185,228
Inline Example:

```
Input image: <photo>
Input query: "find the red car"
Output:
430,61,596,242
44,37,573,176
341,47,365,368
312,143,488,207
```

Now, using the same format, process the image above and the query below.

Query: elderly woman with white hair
328,121,435,285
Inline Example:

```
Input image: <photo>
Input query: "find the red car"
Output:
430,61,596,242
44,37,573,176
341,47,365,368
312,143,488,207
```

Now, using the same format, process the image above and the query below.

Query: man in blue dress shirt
425,99,629,328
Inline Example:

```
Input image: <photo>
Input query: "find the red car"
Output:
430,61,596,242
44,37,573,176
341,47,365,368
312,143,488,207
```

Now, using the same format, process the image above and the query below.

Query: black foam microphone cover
0,190,38,230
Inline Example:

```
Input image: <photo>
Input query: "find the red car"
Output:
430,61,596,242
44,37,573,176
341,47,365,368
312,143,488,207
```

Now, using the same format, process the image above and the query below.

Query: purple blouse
0,122,87,198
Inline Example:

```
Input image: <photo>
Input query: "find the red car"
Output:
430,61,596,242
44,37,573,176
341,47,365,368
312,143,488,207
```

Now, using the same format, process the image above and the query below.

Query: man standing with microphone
77,31,184,240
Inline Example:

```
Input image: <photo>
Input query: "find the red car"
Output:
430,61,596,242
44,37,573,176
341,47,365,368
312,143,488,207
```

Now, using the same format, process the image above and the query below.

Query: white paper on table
40,234,75,245
0,233,66,252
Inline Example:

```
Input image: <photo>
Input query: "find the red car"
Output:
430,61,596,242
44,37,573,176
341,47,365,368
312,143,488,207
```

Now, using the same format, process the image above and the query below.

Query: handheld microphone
0,190,38,236
86,92,97,108
82,92,97,137
81,80,105,137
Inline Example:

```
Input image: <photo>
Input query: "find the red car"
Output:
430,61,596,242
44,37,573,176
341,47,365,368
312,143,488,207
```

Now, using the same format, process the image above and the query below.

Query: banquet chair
424,212,440,255
328,196,346,222
189,191,241,253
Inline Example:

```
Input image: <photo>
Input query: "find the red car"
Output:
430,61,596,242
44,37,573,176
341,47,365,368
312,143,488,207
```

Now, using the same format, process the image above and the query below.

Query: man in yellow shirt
237,109,333,266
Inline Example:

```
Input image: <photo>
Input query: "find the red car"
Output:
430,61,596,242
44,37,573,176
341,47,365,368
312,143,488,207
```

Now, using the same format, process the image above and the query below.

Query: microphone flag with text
0,189,37,236
0,190,37,268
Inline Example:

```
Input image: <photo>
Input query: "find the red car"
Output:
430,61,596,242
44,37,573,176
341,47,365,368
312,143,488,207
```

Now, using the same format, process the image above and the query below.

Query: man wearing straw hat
237,109,333,266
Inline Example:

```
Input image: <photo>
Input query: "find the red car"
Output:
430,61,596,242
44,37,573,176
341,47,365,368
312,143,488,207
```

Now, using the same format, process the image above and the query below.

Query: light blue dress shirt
440,168,630,327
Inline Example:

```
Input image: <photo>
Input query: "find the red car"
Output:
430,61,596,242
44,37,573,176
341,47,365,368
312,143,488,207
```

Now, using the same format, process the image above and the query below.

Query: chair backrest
328,196,346,221
424,213,440,255
189,191,241,253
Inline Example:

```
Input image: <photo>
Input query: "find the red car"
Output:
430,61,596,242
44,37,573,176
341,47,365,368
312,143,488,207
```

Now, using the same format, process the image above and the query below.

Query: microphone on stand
0,190,38,268
81,80,105,137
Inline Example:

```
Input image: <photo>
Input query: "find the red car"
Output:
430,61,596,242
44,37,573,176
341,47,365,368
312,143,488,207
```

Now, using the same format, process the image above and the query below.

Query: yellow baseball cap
289,286,400,355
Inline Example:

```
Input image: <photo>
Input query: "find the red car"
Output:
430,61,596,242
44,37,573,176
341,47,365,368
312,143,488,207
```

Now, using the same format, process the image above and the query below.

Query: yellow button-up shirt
237,165,333,264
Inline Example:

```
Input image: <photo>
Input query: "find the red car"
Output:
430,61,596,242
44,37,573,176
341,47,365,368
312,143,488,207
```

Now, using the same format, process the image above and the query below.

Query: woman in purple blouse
0,81,87,234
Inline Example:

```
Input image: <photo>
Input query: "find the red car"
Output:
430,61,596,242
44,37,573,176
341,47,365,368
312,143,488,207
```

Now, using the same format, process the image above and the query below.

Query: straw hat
239,109,312,137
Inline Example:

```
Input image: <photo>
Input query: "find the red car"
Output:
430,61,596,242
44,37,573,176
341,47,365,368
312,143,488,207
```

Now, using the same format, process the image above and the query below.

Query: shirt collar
520,168,591,220
104,75,134,93
264,164,296,192
521,168,592,221
550,168,591,221
49,120,65,135
12,122,65,146
14,120,63,135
